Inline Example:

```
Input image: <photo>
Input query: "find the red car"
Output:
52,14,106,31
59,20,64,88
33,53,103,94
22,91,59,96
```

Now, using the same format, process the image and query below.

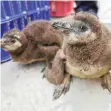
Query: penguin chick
0,20,64,64
45,12,111,100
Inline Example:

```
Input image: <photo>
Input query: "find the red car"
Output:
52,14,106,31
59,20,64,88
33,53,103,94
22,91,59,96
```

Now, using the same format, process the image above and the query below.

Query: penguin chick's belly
66,61,111,79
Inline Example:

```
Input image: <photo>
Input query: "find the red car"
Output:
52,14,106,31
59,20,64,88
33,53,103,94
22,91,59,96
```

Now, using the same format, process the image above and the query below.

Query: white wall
98,0,111,22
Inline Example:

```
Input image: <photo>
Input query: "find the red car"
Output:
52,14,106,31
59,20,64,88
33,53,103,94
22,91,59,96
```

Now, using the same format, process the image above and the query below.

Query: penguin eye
11,39,15,43
80,25,88,32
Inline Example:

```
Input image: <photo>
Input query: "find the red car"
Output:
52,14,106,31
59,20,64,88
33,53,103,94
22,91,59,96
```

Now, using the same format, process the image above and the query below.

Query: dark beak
0,38,8,48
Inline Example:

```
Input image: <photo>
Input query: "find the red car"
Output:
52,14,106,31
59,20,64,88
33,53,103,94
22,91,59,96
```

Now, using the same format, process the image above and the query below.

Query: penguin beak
0,38,8,48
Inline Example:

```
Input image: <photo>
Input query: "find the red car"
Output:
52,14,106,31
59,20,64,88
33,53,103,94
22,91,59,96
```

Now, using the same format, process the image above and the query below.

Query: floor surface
1,61,111,111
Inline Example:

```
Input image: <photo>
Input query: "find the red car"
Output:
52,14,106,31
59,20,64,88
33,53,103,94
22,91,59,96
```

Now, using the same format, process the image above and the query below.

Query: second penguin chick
0,20,64,64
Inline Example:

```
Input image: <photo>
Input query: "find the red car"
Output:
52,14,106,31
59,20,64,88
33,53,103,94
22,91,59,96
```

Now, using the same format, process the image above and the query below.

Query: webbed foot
53,74,71,100
101,71,111,92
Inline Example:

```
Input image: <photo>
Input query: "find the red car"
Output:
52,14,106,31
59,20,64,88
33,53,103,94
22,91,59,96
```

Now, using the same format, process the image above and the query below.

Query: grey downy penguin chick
0,20,64,64
45,12,111,100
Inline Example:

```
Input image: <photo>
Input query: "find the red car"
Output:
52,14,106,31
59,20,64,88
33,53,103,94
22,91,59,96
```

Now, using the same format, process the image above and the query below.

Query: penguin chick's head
67,12,102,46
0,29,25,52
52,12,101,47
